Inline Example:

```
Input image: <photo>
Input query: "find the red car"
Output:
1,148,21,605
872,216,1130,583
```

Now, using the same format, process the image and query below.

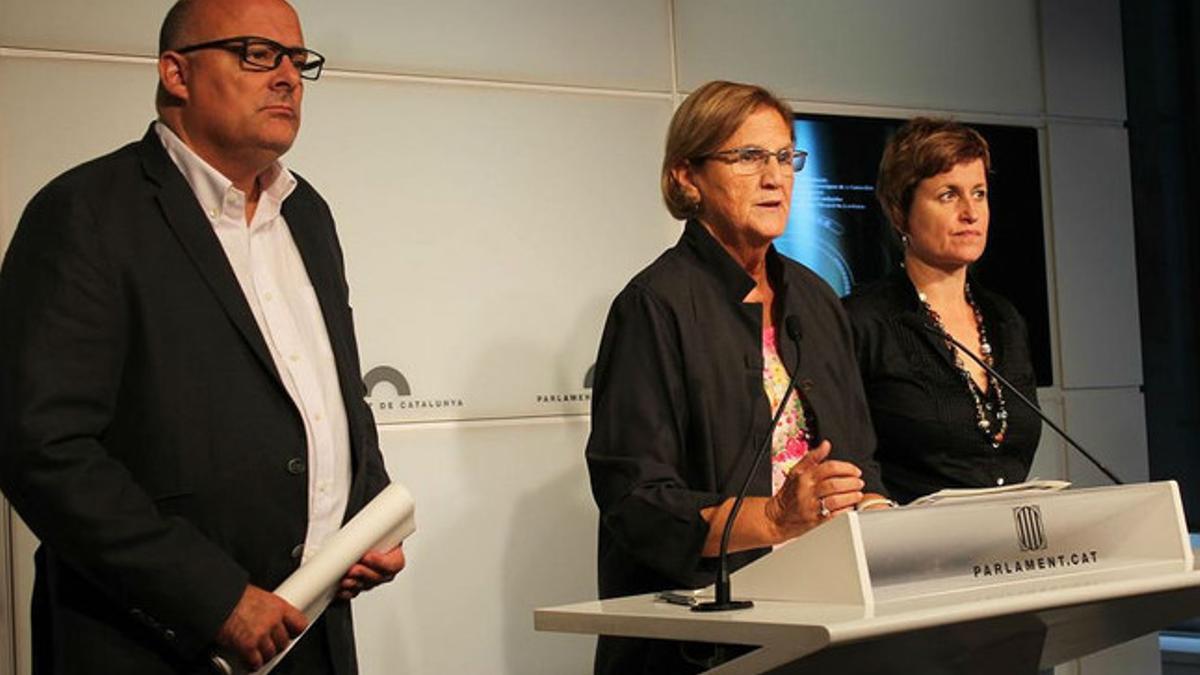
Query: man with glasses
0,0,404,673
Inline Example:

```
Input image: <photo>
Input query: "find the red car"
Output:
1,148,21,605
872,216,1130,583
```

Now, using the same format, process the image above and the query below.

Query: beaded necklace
918,284,1009,448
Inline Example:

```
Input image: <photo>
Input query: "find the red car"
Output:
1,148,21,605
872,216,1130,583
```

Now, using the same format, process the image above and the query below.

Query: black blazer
586,220,882,673
0,126,389,674
843,271,1041,504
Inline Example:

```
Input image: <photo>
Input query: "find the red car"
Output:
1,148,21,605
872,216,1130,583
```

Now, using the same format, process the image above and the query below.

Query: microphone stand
915,321,1123,485
693,316,806,612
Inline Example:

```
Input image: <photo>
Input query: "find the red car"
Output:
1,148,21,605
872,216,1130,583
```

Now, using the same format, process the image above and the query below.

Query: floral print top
763,324,810,494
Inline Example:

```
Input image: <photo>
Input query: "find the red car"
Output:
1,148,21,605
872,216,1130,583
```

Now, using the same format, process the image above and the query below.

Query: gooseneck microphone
693,315,806,612
916,321,1123,485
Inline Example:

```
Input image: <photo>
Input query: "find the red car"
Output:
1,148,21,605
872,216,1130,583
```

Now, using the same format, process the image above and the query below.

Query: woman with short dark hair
843,117,1042,504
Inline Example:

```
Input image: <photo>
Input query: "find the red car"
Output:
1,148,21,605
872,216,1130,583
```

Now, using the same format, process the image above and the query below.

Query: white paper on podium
908,479,1071,506
211,482,416,675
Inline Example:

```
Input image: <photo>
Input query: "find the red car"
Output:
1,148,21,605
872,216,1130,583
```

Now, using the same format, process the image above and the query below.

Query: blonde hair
661,81,795,220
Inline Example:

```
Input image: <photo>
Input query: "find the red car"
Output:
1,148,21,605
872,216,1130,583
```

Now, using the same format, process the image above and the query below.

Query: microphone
694,315,806,612
914,321,1123,485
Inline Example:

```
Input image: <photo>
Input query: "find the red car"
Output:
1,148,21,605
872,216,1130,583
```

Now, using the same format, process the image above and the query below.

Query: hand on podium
700,443,878,555
766,441,866,540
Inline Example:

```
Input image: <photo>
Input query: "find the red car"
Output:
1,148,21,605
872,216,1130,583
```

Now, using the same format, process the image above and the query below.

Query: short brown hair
876,117,991,232
661,81,795,220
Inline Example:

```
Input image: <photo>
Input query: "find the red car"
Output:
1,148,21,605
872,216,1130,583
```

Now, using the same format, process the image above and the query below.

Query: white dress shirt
156,122,351,564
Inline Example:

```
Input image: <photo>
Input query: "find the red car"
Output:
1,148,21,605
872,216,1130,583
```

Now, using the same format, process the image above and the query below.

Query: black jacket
0,127,389,674
586,220,881,673
843,271,1041,504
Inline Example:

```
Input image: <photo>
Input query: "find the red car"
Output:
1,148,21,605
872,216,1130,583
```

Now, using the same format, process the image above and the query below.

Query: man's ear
158,52,190,102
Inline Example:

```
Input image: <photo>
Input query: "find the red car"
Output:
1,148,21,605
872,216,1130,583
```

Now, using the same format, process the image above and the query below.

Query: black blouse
586,220,882,594
586,221,883,672
843,271,1042,504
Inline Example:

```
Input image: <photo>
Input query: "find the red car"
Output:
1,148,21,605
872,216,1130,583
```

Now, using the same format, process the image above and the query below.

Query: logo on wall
364,365,411,398
363,365,464,413
1012,505,1047,552
534,363,594,406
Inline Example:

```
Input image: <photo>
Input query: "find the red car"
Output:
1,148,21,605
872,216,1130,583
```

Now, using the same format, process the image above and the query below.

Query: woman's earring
900,232,910,248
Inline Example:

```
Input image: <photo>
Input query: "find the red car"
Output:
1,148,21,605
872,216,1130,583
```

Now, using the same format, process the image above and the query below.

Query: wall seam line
667,0,680,108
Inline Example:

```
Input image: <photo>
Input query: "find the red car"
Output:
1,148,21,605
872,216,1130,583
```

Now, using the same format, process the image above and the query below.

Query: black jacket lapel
282,187,352,383
136,127,282,385
282,186,369,470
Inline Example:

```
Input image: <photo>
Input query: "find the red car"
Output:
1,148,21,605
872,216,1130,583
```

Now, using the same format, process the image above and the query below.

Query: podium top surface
535,560,1200,647
538,484,1199,673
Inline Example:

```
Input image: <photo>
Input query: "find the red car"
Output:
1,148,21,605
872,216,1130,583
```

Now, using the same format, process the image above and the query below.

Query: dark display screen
777,114,1053,386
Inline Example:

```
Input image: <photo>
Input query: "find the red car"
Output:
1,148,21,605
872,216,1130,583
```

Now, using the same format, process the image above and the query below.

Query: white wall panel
289,77,676,422
0,1,673,92
674,0,1044,115
358,420,595,674
294,0,672,90
9,518,33,675
1046,122,1142,389
0,506,12,675
1029,391,1068,482
1062,387,1149,488
0,57,156,255
0,1,163,55
1041,0,1127,120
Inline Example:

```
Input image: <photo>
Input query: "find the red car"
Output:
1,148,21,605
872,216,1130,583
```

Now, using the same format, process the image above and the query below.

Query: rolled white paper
212,482,416,675
277,481,416,617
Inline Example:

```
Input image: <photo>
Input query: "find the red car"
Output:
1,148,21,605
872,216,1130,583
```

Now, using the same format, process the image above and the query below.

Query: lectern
535,482,1200,674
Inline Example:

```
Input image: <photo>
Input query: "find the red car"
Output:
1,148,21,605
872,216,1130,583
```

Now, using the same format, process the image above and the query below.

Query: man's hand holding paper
338,545,408,600
216,585,308,671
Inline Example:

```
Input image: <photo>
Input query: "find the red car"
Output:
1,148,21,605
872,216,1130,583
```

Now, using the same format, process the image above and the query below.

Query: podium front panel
856,481,1192,604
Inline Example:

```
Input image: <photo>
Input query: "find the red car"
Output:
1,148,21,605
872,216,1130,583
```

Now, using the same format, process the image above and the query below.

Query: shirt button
163,628,176,641
208,209,218,219
289,354,300,362
314,412,323,422
286,458,307,475
291,544,305,559
996,477,1005,486
264,292,274,302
